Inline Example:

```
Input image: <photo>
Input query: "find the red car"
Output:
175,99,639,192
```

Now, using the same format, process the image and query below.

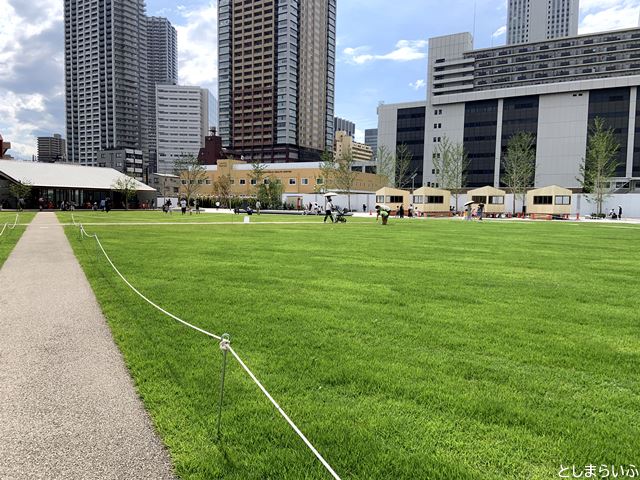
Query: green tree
111,176,138,210
394,143,414,189
334,150,358,210
249,160,268,195
257,177,283,209
8,179,32,211
376,145,395,187
579,117,620,215
212,174,233,208
174,154,208,206
502,132,536,214
434,136,470,212
319,150,336,191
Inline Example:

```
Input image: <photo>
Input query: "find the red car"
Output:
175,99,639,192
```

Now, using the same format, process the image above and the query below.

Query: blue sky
1,0,639,157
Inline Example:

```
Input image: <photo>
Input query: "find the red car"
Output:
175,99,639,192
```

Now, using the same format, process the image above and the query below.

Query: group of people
609,205,623,219
465,203,484,221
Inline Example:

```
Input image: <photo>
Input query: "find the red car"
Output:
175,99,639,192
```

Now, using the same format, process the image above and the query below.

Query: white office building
420,28,640,191
507,0,579,45
156,85,209,173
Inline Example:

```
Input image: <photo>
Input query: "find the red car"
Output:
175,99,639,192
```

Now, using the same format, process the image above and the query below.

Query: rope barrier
76,222,341,480
0,214,20,237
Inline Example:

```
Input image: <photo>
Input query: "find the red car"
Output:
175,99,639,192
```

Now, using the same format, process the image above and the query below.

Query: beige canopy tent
412,186,451,214
375,187,410,211
526,185,572,217
466,186,506,214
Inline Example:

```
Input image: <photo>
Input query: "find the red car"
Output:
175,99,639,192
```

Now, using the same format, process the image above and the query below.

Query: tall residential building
155,85,209,173
218,0,336,162
37,134,67,163
423,28,640,190
334,117,355,138
147,17,178,173
334,131,373,162
507,0,579,45
64,0,149,167
364,128,378,159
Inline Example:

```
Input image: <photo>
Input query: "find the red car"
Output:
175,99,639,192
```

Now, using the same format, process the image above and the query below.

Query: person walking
256,200,261,215
465,203,472,221
324,198,334,223
362,203,367,213
477,203,484,221
399,205,404,219
618,205,623,220
180,198,187,215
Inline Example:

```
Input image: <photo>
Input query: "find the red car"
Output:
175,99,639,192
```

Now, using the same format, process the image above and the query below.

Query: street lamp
410,172,417,194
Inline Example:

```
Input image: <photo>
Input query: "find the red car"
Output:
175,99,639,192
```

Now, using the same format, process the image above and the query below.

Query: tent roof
527,185,572,195
467,186,506,195
0,160,155,191
375,187,410,195
413,186,449,195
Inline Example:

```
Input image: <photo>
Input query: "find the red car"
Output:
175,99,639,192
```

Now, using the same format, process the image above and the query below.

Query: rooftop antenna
472,0,477,40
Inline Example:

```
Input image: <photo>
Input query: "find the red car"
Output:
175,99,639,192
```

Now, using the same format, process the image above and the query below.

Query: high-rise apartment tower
37,134,67,163
218,0,336,162
147,17,178,173
64,0,149,166
507,0,579,45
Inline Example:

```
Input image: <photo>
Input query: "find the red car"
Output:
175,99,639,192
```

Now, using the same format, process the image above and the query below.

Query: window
533,195,552,205
489,196,504,205
316,178,324,185
173,187,179,193
205,179,211,185
229,179,235,184
376,195,384,203
387,195,404,203
301,178,309,185
413,195,424,204
197,179,203,185
251,179,257,185
288,178,296,185
555,195,571,205
181,179,187,185
472,196,487,204
239,179,246,185
264,179,269,184
427,196,444,204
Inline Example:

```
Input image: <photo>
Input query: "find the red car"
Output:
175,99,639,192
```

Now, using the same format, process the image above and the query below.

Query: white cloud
579,0,640,34
0,0,64,159
409,79,426,90
342,39,428,65
175,2,218,92
492,26,507,38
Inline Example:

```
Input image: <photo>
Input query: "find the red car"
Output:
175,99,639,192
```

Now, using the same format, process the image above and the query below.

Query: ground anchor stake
217,333,231,439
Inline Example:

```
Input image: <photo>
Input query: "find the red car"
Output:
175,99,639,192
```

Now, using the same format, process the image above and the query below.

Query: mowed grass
64,214,640,480
0,212,35,267
57,210,375,225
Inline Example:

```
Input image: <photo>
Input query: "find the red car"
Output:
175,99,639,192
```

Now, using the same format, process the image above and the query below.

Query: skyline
1,0,639,160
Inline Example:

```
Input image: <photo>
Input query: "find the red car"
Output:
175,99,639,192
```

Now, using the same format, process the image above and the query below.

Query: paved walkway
0,213,175,480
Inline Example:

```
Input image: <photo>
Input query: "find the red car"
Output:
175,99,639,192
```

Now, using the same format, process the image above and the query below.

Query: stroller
333,207,348,223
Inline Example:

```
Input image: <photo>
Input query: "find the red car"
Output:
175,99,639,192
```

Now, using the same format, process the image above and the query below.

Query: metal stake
217,334,231,439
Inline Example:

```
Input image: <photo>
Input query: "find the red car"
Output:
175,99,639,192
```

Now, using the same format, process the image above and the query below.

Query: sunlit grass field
0,212,34,267
63,212,640,480
58,210,373,224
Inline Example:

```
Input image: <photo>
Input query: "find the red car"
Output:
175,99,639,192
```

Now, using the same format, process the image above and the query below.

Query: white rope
79,224,221,340
0,214,19,237
77,223,342,480
229,346,342,480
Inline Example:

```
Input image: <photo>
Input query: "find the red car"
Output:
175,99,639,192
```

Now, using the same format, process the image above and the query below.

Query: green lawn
58,210,373,224
63,214,640,480
0,212,35,267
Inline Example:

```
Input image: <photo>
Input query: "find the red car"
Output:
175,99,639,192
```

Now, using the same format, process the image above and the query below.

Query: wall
536,91,589,188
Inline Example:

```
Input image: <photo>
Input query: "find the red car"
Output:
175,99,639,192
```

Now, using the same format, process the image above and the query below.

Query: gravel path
0,213,176,480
